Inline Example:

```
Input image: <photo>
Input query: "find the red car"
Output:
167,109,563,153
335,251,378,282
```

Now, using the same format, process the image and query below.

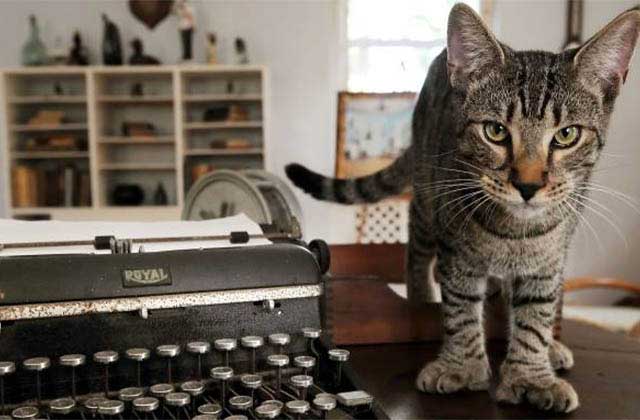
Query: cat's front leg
416,257,490,394
496,274,579,412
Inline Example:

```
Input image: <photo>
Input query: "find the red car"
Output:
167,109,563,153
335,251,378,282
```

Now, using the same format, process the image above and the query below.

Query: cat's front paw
496,370,579,413
416,358,490,394
549,339,574,371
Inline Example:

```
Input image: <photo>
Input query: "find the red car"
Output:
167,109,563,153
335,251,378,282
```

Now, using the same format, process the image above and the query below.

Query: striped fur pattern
287,4,640,413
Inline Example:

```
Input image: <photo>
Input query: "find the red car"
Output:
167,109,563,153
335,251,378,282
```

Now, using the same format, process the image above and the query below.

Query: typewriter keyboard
0,328,375,419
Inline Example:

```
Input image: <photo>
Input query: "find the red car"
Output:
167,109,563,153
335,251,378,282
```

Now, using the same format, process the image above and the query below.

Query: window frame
338,0,495,92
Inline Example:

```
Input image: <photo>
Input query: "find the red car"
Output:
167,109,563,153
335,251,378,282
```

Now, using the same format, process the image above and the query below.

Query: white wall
1,1,639,303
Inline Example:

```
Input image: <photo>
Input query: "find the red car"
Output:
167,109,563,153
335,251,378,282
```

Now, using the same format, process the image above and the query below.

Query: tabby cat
286,3,640,413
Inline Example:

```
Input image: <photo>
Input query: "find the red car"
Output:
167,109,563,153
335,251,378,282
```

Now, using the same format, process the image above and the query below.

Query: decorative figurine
67,31,89,65
102,14,123,65
174,0,195,62
234,37,249,64
154,182,169,205
206,32,218,64
129,0,173,30
22,15,48,66
129,38,161,65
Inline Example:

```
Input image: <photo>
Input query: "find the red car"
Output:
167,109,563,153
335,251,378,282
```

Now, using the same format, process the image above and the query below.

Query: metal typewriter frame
0,237,385,419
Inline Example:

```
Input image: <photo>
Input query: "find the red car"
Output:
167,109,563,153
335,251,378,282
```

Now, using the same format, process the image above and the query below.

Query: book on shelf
12,164,91,208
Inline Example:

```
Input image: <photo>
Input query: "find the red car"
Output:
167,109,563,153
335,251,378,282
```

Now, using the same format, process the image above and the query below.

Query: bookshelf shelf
99,163,176,171
11,123,88,132
2,64,268,220
185,148,263,156
99,136,175,145
184,94,262,102
9,95,87,104
184,121,263,130
12,151,89,159
97,95,174,104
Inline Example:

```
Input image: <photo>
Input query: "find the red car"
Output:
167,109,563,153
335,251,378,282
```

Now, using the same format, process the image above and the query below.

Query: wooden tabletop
345,319,640,419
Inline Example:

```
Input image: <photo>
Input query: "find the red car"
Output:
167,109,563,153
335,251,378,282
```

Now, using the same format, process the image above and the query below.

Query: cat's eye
552,126,581,148
483,122,510,143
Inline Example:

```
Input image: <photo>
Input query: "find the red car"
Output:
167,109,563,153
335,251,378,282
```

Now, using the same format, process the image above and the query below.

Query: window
346,0,483,92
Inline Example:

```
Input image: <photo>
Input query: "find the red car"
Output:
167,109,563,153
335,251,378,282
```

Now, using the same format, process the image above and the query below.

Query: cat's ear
574,7,640,88
446,3,505,88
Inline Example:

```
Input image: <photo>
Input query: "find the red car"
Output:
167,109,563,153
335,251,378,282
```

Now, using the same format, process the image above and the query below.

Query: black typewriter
0,234,386,420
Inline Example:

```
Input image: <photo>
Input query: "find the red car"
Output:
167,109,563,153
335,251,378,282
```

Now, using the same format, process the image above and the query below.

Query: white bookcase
1,65,269,221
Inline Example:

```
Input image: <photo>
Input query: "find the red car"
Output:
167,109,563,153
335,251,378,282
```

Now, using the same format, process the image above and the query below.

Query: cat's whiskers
426,185,481,203
457,194,493,235
575,182,640,214
434,189,485,217
566,194,629,251
562,197,605,255
423,163,477,177
444,190,489,230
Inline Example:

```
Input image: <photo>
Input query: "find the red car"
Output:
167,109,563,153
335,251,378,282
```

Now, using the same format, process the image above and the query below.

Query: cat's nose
512,181,542,202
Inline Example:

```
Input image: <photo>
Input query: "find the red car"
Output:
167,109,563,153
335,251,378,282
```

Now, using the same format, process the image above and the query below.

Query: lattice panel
355,200,409,244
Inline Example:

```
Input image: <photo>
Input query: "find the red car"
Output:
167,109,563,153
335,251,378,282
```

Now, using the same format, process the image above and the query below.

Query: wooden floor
346,319,640,419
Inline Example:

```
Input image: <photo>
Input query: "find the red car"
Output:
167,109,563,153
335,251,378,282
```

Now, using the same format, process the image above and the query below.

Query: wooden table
345,319,640,419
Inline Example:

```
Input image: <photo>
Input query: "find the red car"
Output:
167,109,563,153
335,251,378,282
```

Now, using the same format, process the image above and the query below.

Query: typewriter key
0,361,15,414
214,338,237,367
224,416,248,420
97,399,125,418
10,406,38,420
302,327,322,376
119,386,144,401
93,351,119,397
266,355,289,398
156,344,181,383
286,399,310,419
210,367,233,409
240,373,262,404
290,374,313,400
255,402,282,419
125,348,150,387
150,383,174,405
49,397,75,415
240,336,264,373
336,390,374,407
313,395,337,419
133,396,159,417
187,341,211,379
59,354,85,400
229,395,252,412
197,403,222,417
165,392,191,407
294,355,316,376
23,357,50,406
328,349,350,388
181,380,205,411
165,392,190,420
268,333,290,354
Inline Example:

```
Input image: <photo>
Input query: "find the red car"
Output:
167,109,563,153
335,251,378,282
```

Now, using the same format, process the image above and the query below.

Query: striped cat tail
285,148,413,204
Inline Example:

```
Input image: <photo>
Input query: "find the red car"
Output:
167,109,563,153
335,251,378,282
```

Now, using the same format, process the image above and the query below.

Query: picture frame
335,92,416,180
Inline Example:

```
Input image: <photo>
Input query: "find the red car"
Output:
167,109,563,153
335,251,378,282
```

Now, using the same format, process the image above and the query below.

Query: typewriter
0,228,385,420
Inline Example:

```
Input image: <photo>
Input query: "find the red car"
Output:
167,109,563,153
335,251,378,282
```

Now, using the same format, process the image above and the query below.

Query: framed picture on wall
335,92,416,179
